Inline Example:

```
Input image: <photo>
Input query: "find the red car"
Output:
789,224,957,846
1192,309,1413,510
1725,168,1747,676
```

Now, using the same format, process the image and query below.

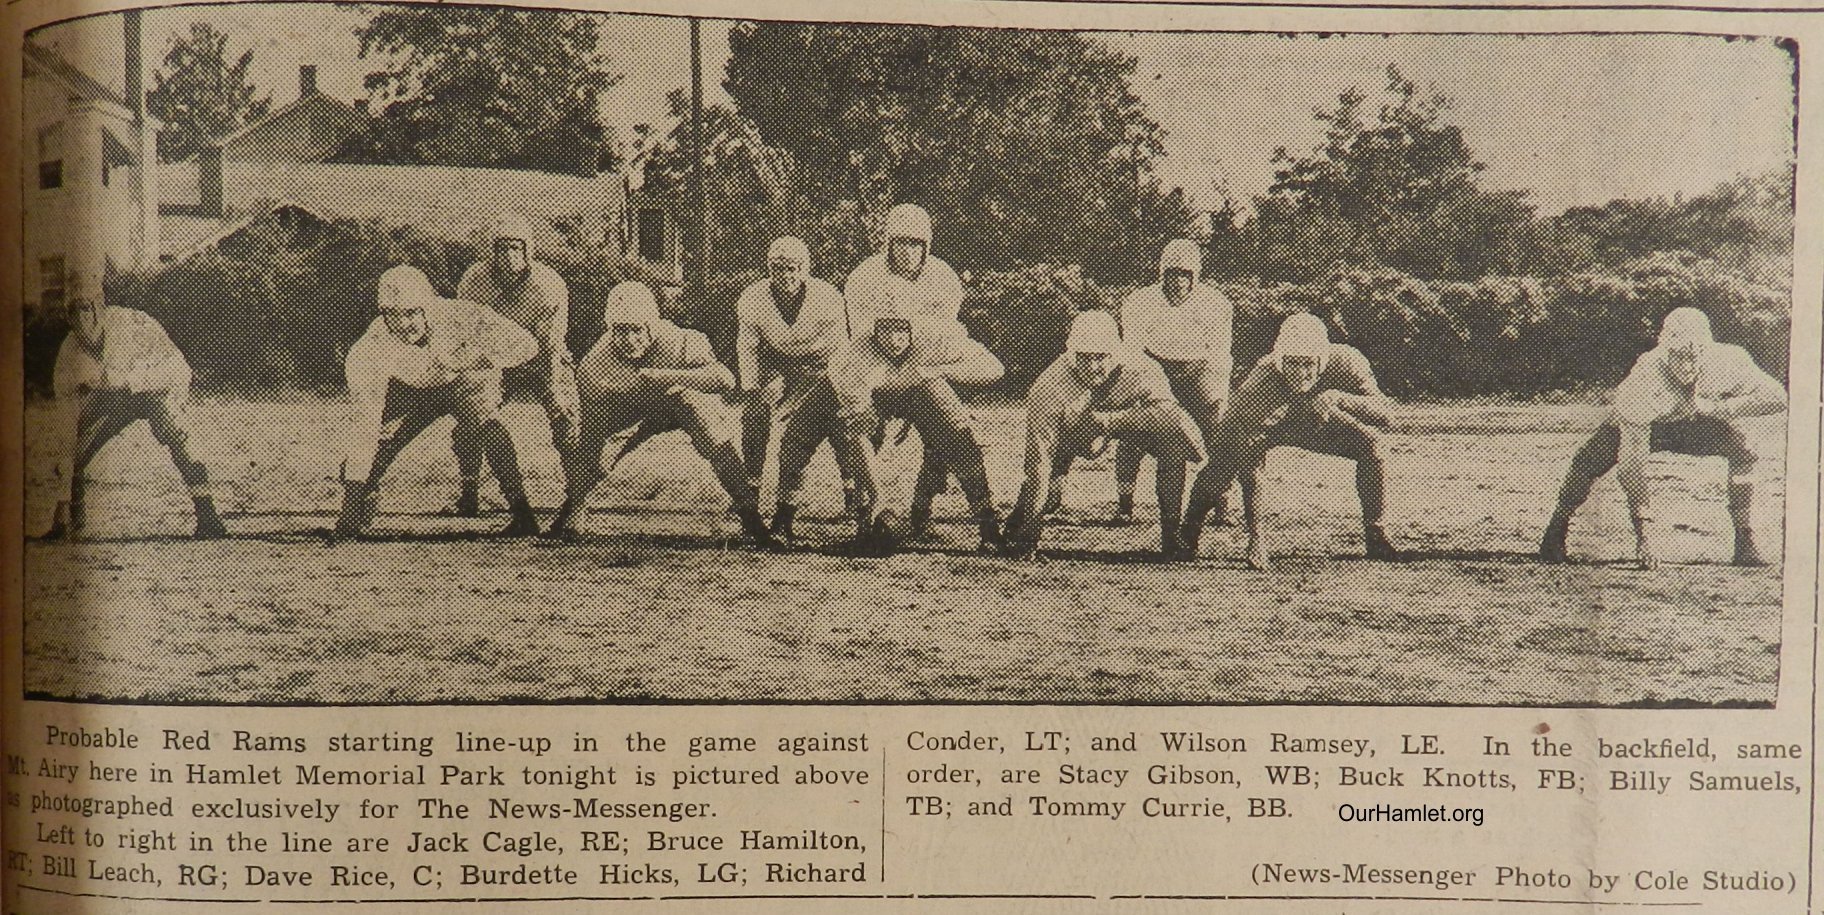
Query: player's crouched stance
41,269,226,540
336,265,542,538
544,283,776,547
1178,314,1397,569
1540,307,1786,570
827,310,1009,556
827,204,1008,555
1002,312,1204,559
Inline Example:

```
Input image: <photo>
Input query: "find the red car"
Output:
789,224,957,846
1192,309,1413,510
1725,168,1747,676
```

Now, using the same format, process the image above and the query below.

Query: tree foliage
351,8,620,172
1552,170,1794,286
1231,66,1584,282
721,23,1194,281
145,23,272,163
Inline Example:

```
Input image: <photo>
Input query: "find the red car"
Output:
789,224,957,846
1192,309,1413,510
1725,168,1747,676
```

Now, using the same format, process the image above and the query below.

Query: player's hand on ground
1634,532,1660,571
1245,534,1273,571
38,502,73,541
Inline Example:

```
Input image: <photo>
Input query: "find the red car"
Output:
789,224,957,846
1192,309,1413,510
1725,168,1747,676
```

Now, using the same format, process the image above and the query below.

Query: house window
100,129,135,189
637,208,667,262
38,123,63,190
40,256,66,311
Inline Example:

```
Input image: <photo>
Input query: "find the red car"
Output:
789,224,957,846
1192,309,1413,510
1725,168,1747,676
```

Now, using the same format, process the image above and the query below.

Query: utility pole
687,17,707,298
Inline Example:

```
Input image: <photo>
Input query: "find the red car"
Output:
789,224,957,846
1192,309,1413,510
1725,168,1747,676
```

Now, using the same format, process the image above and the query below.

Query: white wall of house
22,85,141,307
23,77,157,306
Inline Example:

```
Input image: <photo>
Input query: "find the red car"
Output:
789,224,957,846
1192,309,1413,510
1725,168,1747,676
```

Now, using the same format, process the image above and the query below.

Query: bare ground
21,398,1786,705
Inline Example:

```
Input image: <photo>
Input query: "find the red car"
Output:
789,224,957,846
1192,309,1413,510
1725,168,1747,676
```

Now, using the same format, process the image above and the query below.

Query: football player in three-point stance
1178,313,1397,569
42,267,227,541
547,282,775,546
337,265,542,538
1540,306,1786,570
1003,311,1206,559
826,204,1008,554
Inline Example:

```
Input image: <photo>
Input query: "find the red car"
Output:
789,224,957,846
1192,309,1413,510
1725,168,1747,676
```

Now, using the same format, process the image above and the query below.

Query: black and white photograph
20,3,1796,706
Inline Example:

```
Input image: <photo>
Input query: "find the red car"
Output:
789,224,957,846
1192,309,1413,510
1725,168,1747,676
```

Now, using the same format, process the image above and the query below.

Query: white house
157,63,683,285
22,10,160,310
23,9,684,313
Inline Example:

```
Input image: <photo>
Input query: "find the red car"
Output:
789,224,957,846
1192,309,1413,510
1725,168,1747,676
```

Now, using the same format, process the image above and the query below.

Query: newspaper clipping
3,0,1820,911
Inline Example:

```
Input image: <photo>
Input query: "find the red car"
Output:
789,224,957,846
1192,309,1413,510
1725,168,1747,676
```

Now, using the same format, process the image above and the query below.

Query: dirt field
22,397,1786,705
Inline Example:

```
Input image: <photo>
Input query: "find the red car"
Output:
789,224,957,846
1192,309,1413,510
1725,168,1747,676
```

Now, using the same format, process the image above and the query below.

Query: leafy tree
636,89,857,278
1552,169,1793,286
351,8,620,172
145,23,272,162
721,23,1194,281
1250,66,1558,281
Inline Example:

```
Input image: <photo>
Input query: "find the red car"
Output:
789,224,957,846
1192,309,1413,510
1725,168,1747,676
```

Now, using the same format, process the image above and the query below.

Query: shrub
26,215,637,397
91,218,482,394
1260,254,1791,398
962,264,1112,392
27,218,1789,405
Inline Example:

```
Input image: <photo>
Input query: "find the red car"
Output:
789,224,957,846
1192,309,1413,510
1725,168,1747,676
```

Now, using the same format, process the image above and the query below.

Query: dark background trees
1216,66,1588,282
1200,65,1789,288
718,23,1195,282
145,22,272,162
348,8,620,173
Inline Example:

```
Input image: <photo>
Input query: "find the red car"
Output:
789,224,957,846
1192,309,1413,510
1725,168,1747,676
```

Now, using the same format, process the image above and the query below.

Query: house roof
214,92,368,161
246,162,626,238
101,127,138,166
23,40,135,121
159,163,631,265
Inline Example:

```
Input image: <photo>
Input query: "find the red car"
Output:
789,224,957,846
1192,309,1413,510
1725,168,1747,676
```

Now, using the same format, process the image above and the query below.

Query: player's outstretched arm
918,340,1005,387
1702,354,1787,419
47,340,89,521
642,366,734,393
134,318,194,402
340,335,393,487
1322,351,1394,427
477,308,539,370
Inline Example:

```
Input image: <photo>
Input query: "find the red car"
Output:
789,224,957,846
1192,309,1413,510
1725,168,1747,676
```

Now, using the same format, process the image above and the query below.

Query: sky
32,6,1795,216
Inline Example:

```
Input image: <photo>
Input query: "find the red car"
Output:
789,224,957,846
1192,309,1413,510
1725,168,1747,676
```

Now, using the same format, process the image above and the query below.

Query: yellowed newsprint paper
2,0,1821,911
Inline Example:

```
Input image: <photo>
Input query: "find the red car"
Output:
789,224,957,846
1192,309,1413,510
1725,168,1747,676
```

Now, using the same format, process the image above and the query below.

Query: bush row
24,223,1789,402
974,252,1790,399
25,217,638,397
